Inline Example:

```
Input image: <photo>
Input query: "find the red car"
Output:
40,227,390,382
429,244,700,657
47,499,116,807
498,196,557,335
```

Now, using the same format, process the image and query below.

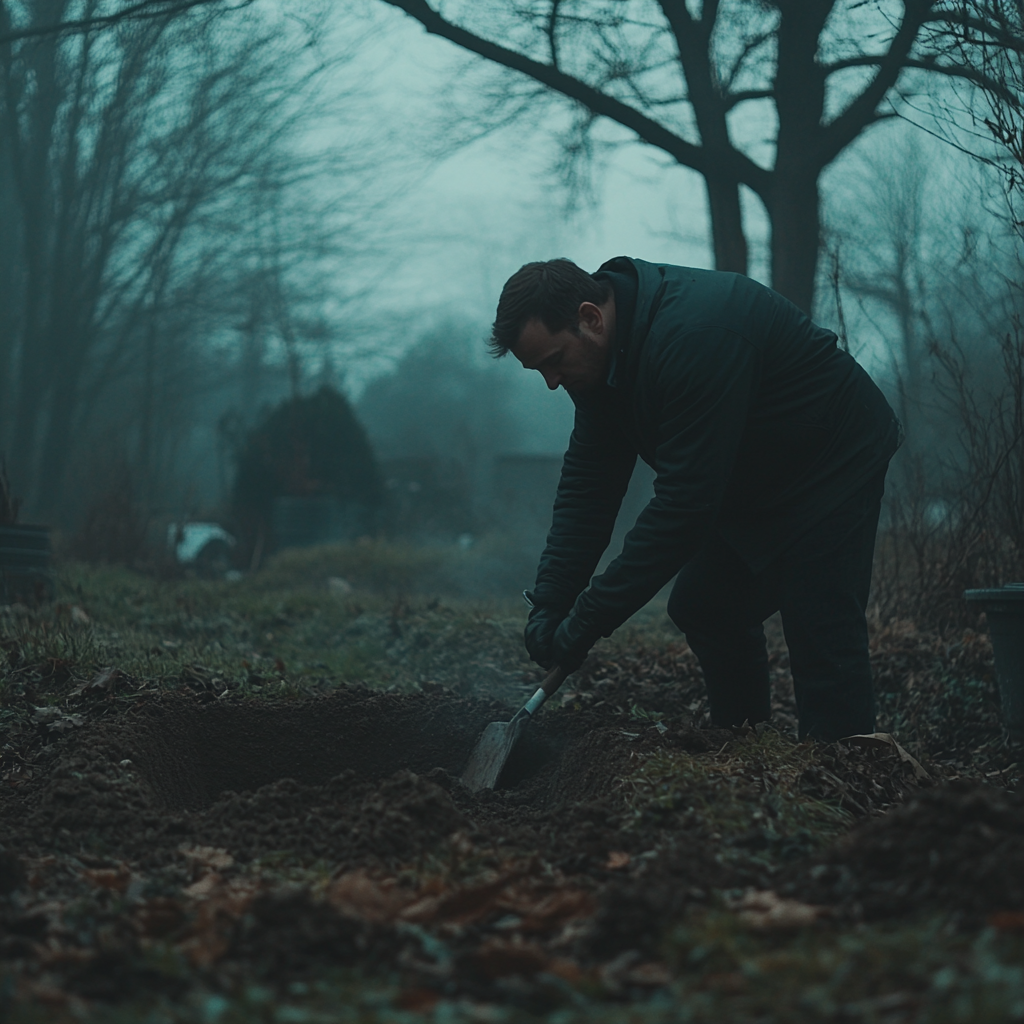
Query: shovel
460,664,569,793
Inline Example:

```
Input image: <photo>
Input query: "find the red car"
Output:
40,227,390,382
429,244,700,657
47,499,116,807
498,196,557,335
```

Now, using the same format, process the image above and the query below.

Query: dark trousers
667,471,886,741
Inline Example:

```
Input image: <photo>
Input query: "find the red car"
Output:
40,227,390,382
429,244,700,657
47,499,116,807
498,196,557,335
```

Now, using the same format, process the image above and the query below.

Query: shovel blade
460,717,524,793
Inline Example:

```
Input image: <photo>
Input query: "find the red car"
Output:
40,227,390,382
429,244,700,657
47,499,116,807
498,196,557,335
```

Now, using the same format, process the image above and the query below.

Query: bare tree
0,0,251,45
0,1,387,519
939,1,1024,200
826,132,937,440
377,0,1017,311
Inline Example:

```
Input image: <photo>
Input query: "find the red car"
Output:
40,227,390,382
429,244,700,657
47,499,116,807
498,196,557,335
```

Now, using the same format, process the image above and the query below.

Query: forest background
2,0,1023,631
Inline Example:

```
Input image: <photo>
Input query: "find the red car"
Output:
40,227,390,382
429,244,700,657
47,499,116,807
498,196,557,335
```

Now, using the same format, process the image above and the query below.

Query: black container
0,524,54,605
965,584,1024,745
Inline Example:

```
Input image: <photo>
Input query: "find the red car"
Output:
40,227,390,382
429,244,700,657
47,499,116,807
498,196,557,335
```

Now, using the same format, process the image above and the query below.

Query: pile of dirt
1,684,723,873
0,651,1017,1013
787,784,1024,922
0,682,747,1008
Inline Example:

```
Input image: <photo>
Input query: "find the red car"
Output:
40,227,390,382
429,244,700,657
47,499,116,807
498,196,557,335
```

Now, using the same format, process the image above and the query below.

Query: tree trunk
770,3,829,313
31,339,88,522
705,174,748,275
768,170,820,314
3,10,63,504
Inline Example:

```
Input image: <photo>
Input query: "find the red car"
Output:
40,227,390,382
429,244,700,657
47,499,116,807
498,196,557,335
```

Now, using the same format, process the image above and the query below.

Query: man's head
490,259,615,393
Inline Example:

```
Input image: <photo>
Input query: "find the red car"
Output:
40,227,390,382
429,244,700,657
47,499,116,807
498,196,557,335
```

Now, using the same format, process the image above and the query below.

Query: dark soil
786,784,1024,923
1,637,1021,1014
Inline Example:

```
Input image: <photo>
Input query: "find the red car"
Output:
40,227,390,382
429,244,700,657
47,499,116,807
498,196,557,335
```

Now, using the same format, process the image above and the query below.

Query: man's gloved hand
551,604,603,673
524,597,568,668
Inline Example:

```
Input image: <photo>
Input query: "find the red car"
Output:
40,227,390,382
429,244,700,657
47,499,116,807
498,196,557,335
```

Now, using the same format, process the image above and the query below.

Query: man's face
511,301,613,393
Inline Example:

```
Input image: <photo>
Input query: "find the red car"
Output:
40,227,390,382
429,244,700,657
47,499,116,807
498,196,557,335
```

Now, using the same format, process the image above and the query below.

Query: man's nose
541,369,560,390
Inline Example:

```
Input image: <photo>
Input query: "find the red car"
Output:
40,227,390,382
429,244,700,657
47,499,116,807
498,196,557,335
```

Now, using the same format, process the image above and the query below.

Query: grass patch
0,557,538,715
625,729,856,859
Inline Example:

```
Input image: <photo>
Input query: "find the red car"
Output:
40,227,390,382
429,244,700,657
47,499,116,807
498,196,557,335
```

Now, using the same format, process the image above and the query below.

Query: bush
230,387,382,561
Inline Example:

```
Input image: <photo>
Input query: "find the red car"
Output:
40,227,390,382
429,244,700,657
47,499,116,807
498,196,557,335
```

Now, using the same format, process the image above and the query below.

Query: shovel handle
523,664,570,716
541,663,569,697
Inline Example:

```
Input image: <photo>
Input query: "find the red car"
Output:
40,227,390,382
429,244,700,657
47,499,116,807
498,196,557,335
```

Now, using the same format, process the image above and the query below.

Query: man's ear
577,301,604,335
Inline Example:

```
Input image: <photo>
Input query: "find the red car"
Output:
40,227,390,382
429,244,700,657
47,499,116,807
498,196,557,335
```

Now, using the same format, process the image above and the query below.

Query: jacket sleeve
532,399,637,609
574,326,761,632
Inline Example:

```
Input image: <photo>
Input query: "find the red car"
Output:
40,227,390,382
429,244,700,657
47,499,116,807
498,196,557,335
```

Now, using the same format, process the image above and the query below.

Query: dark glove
524,597,568,668
551,604,603,673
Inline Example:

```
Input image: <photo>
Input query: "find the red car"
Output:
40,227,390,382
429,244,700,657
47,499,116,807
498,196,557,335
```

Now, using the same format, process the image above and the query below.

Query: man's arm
532,399,637,610
554,327,761,665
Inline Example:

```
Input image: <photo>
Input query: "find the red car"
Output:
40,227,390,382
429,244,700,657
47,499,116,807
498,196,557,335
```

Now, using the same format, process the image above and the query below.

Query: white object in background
327,576,354,595
168,523,237,564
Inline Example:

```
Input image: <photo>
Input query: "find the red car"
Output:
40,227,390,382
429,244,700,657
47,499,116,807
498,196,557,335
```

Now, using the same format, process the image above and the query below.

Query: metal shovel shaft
461,665,568,793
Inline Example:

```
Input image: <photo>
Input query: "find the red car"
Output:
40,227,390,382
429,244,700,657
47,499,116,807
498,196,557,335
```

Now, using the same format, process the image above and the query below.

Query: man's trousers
667,470,886,742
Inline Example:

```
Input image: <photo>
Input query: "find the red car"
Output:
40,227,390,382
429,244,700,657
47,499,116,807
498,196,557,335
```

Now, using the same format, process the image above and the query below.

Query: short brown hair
489,258,610,357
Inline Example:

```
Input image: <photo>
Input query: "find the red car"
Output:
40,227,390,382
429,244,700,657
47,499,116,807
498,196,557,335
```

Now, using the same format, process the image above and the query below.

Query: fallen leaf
396,989,440,1012
70,666,121,697
546,957,585,983
136,897,186,939
48,714,84,732
31,706,84,731
624,961,672,987
176,876,261,967
177,904,235,969
328,870,415,923
469,937,550,979
183,873,222,899
81,864,132,892
732,889,825,930
513,888,596,931
599,949,643,993
841,732,931,781
605,851,631,870
701,971,747,994
70,606,90,625
178,844,234,873
400,873,522,926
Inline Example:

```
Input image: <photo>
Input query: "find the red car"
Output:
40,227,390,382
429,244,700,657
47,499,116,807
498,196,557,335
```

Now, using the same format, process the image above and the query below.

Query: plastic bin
964,583,1024,745
0,524,54,605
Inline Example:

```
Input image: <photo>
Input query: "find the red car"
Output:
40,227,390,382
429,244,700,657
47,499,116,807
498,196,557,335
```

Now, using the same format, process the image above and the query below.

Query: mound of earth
0,669,1012,1013
786,784,1024,922
0,684,745,1007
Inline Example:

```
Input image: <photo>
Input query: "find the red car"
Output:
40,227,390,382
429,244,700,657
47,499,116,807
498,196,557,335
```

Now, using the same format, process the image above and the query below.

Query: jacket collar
595,256,666,390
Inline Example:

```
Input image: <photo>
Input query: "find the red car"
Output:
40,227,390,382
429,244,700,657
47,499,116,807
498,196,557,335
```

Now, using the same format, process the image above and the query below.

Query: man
492,257,901,742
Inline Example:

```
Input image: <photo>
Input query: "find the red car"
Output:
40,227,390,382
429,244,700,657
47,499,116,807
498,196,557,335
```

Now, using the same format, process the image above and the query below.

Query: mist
0,0,1021,611
6,3,1024,1016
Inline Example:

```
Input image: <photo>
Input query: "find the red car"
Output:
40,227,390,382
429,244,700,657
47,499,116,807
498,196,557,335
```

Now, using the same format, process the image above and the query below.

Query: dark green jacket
533,257,901,634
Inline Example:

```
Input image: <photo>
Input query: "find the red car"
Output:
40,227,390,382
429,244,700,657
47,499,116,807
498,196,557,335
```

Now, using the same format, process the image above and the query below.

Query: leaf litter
1,566,1023,1020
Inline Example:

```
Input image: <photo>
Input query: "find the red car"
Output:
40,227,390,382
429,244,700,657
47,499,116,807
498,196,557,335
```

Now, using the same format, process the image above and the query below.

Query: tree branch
0,0,253,46
926,8,1024,54
546,0,561,69
720,28,775,94
381,0,772,194
724,87,774,110
817,0,934,167
824,53,1018,107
